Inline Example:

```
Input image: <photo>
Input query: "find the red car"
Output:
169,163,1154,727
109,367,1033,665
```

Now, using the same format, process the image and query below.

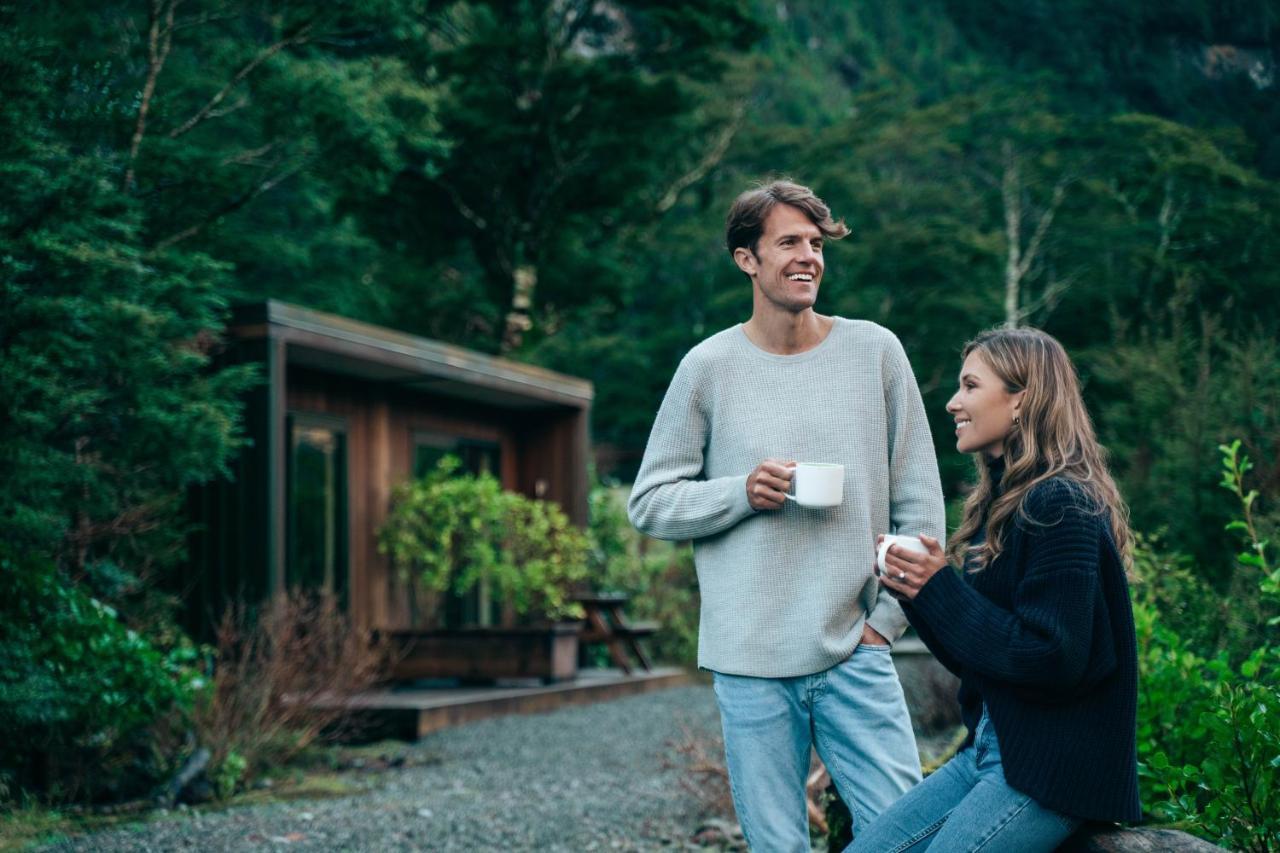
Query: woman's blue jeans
847,707,1080,853
711,643,922,853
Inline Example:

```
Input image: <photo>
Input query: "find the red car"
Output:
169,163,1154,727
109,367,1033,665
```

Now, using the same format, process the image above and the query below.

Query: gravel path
43,685,728,852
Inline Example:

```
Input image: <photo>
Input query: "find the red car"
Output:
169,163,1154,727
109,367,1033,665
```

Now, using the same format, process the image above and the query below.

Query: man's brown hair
724,179,850,256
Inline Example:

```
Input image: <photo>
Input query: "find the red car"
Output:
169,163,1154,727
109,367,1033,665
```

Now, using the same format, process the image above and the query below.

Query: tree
0,17,256,606
417,0,760,353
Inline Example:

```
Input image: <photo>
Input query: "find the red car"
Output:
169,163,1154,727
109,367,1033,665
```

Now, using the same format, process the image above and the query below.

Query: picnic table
574,592,658,675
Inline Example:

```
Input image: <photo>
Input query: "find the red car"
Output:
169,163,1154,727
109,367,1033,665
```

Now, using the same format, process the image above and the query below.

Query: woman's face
946,351,1025,458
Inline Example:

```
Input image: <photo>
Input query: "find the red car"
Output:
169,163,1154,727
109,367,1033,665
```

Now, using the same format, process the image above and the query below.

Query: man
628,180,945,850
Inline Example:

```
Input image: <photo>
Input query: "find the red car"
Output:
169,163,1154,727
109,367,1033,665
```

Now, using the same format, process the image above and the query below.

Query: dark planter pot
386,622,582,684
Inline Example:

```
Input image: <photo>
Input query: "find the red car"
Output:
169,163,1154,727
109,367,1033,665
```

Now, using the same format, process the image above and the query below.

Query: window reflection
287,419,347,602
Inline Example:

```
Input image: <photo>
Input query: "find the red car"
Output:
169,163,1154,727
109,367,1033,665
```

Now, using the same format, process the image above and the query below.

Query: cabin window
412,431,501,480
286,415,348,602
411,431,502,627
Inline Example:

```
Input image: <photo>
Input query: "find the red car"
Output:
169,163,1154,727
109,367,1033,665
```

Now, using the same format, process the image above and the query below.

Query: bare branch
1154,176,1186,266
151,158,308,251
220,140,279,167
124,0,178,192
1015,176,1069,281
1023,269,1081,324
656,102,745,213
171,10,237,32
205,94,250,122
1002,139,1071,327
167,22,314,140
438,179,489,231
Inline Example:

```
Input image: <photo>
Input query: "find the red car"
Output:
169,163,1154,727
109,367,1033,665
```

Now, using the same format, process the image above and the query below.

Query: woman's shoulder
1019,476,1103,529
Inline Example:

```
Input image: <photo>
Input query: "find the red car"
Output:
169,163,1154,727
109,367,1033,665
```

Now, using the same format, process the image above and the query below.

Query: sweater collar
986,455,1007,495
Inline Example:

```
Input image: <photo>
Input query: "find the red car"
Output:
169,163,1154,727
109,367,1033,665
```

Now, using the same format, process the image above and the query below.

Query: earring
1013,415,1021,426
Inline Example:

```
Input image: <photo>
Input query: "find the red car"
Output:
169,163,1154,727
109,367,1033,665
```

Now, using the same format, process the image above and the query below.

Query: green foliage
1220,440,1279,628
378,457,589,621
1130,532,1223,651
212,750,248,802
588,484,699,666
0,552,200,802
1136,441,1280,851
0,9,259,603
399,0,761,352
1146,662,1280,853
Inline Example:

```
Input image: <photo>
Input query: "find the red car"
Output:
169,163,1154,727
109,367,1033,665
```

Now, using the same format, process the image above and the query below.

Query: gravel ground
43,685,729,852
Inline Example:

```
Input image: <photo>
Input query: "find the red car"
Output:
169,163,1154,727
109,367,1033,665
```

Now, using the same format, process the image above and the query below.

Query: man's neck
742,309,834,355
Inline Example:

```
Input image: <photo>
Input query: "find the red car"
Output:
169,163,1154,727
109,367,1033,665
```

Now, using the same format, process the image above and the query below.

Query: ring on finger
898,571,907,580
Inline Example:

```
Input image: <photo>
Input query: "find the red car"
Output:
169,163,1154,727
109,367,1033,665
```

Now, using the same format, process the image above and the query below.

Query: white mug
877,534,928,576
785,463,844,508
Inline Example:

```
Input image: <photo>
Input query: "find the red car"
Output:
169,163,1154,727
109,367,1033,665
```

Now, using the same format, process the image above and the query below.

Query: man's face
734,203,826,314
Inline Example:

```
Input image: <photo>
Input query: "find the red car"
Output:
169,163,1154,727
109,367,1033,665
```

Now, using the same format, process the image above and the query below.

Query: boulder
1059,825,1226,852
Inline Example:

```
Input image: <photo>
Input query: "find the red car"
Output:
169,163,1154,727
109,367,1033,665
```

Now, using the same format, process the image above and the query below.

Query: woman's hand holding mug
876,533,947,601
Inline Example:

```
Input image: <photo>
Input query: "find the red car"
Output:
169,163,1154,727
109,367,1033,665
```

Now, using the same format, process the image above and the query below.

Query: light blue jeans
712,644,922,853
847,707,1080,853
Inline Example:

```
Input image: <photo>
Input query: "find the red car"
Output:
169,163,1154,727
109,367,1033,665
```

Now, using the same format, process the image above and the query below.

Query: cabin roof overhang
229,301,593,412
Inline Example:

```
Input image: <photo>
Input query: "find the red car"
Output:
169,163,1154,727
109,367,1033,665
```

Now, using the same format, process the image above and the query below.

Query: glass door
286,414,348,602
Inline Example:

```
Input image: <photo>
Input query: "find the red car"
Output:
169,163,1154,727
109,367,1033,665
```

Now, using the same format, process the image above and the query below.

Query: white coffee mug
877,534,929,576
785,462,844,508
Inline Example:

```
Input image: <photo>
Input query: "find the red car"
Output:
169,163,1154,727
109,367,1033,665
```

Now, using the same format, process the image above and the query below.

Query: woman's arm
884,481,1111,696
901,602,966,677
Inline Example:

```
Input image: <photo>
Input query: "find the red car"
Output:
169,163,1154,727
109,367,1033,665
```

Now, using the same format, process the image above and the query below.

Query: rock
178,775,215,805
1059,825,1227,852
156,747,212,808
691,818,746,849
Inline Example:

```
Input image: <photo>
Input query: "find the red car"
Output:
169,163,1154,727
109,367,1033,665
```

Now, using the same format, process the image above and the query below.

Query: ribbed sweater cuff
910,563,969,629
726,474,756,521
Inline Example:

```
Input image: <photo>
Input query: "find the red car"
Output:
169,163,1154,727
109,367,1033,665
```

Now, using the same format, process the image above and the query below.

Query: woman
850,328,1141,852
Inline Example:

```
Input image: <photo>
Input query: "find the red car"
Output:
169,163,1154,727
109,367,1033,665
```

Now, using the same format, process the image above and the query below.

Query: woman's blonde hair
947,328,1132,571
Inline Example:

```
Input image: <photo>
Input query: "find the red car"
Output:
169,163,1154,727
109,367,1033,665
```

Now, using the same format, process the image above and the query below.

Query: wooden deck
335,666,692,739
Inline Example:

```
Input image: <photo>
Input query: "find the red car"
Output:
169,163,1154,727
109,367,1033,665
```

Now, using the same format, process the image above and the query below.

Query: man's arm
865,334,946,643
628,356,759,541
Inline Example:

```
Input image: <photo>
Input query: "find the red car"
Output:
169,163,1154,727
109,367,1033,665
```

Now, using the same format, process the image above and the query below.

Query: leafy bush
1135,441,1279,851
0,551,200,802
589,484,699,666
191,590,389,799
378,457,589,622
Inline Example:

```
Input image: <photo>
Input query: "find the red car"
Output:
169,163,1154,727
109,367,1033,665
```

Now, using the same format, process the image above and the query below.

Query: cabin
186,301,592,636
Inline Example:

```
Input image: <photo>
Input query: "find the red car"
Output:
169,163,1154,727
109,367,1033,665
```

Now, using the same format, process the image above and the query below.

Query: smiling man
629,180,945,850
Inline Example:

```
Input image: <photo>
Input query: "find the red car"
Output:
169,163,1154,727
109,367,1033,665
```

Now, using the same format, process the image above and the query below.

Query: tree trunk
501,264,537,354
1002,142,1023,328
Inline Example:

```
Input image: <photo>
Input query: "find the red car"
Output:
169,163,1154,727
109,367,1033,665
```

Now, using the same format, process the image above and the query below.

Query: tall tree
0,12,254,609
417,0,760,353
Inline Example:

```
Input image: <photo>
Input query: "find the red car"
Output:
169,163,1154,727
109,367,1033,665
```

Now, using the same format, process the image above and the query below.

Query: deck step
333,667,692,739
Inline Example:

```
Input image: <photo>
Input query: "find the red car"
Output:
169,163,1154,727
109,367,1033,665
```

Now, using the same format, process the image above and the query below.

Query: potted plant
377,457,589,682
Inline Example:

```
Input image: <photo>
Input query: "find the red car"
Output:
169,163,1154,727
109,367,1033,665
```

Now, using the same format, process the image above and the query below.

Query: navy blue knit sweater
903,469,1142,823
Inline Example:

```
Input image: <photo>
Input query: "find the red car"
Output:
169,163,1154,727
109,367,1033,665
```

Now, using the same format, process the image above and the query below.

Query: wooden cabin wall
184,338,278,641
516,407,590,527
284,366,587,632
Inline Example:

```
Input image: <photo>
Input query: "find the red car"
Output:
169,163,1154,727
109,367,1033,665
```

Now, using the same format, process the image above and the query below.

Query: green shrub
0,551,201,802
378,457,589,621
1136,441,1279,851
588,484,699,666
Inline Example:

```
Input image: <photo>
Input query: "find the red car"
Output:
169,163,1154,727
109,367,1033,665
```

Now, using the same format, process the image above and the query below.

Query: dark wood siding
283,366,587,631
189,305,591,639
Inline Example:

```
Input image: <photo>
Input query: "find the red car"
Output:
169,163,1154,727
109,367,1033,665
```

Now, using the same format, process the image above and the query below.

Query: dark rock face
1059,825,1227,852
